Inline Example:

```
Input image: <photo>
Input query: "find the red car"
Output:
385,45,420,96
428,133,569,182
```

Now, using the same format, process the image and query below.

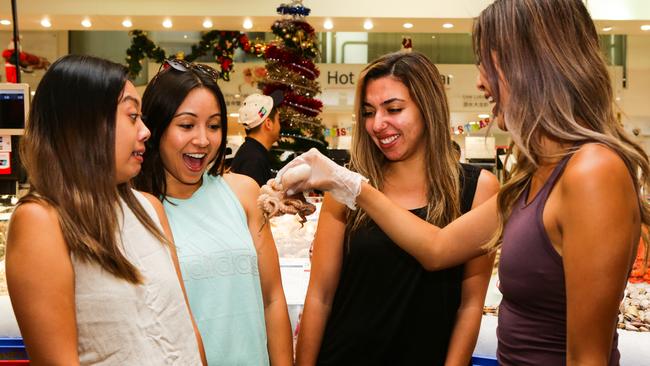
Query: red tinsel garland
262,84,322,117
264,44,319,79
283,94,322,116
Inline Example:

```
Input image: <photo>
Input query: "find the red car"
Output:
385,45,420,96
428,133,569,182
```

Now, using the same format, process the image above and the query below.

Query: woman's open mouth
183,153,206,172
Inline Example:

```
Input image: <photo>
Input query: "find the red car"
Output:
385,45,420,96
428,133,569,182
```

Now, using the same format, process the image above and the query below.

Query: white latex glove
276,148,368,210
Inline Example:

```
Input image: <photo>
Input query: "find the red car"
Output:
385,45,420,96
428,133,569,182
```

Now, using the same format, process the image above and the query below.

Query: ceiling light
81,19,92,28
229,113,240,117
40,18,52,28
403,23,413,29
162,19,173,28
243,18,253,30
442,23,454,29
602,26,613,32
363,19,374,30
122,19,132,28
323,19,333,30
0,20,11,26
478,114,490,119
641,25,650,31
203,19,213,29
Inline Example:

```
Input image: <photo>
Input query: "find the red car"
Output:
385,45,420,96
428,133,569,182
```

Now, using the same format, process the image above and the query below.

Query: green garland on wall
125,29,265,81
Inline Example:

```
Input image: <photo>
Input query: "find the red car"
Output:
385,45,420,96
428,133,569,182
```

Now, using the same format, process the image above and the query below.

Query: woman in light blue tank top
133,59,293,366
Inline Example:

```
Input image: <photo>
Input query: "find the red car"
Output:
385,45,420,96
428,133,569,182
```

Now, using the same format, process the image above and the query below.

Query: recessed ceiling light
442,23,454,29
203,19,213,29
229,112,239,117
363,19,374,30
641,25,650,31
122,19,132,28
403,23,413,29
0,20,11,26
243,18,253,30
478,114,490,119
162,19,173,28
323,19,333,30
40,18,52,28
81,19,92,28
602,26,613,32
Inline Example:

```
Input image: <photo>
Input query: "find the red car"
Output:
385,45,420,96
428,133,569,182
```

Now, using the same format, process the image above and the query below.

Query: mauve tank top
497,154,620,365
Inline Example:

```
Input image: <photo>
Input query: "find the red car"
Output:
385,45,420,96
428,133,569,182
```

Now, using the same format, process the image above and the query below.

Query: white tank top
71,190,201,365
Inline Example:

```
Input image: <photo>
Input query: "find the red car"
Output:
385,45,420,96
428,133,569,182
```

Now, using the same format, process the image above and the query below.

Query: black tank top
316,164,482,366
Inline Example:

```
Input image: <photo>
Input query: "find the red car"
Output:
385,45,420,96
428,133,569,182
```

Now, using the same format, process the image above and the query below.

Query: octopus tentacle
257,178,317,229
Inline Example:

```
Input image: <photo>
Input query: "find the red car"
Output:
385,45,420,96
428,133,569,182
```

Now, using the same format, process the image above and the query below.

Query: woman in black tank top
281,1,650,365
294,52,500,365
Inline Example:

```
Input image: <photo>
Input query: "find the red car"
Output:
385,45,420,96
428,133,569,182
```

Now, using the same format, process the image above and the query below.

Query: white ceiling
0,0,648,34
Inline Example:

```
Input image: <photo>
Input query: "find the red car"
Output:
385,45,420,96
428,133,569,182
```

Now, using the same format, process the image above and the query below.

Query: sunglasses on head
156,58,221,81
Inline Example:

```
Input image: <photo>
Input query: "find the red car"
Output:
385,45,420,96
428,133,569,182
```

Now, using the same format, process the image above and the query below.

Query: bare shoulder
563,143,634,190
223,172,260,201
10,201,59,235
8,200,66,254
138,190,165,211
477,169,500,194
472,169,500,208
560,143,638,215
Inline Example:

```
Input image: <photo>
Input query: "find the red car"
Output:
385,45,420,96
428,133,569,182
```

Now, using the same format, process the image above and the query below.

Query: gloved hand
276,148,368,210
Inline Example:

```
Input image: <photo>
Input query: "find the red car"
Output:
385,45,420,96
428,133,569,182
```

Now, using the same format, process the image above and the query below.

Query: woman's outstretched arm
357,182,497,270
279,149,499,270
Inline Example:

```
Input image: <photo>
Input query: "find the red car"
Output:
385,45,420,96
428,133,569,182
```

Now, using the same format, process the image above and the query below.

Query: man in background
231,91,283,186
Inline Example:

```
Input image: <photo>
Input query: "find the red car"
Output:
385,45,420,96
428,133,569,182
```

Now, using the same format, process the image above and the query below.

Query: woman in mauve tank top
278,0,650,364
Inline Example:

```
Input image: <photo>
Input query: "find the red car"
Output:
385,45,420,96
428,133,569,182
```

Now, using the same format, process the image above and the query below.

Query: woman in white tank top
5,55,205,365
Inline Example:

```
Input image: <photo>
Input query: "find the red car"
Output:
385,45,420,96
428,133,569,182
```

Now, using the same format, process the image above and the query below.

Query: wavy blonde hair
474,0,650,250
347,51,460,234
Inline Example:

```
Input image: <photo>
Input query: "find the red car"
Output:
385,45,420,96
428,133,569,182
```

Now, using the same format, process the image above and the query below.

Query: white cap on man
238,91,283,130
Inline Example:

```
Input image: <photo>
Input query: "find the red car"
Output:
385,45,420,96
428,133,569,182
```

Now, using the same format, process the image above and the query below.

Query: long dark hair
20,54,168,284
133,64,228,199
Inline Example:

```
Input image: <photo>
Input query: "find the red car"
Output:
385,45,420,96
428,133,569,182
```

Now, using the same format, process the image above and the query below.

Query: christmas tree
259,0,327,167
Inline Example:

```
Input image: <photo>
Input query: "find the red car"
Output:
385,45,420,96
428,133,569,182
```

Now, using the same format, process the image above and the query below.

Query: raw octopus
257,164,316,227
